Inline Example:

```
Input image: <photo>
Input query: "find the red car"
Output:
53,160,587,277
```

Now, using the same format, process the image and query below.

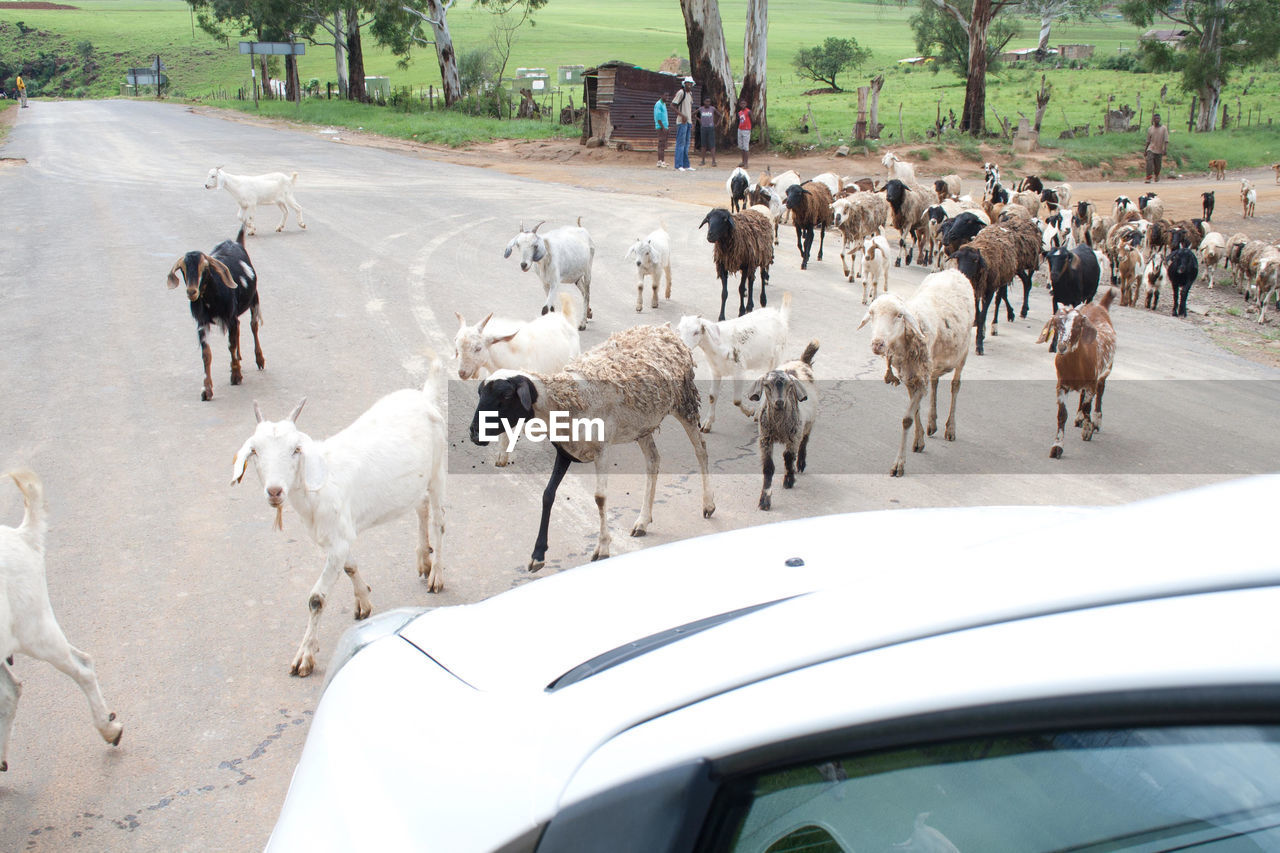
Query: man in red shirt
736,98,751,169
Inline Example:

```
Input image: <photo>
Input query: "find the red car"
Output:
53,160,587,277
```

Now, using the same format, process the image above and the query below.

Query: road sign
238,41,305,56
126,69,168,87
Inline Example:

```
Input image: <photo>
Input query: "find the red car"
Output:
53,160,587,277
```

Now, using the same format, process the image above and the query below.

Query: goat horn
531,221,545,233
288,397,306,424
253,401,264,423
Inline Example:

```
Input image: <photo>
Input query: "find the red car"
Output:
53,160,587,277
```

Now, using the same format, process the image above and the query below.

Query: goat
953,217,1041,355
860,234,892,305
857,270,972,477
1273,163,1280,185
785,181,834,269
1074,201,1097,246
1242,179,1257,218
747,184,785,244
983,162,1001,199
727,167,751,212
1143,250,1167,310
1044,245,1101,352
882,151,918,187
1202,191,1215,222
624,226,673,312
1138,192,1165,223
504,220,595,330
934,174,961,202
0,470,123,772
1016,175,1044,194
1165,247,1199,318
749,340,819,510
811,172,842,196
204,166,305,235
468,325,715,571
937,211,989,263
1252,248,1280,323
831,192,890,280
677,292,791,432
884,179,932,267
1209,159,1227,180
1036,288,1117,459
231,362,448,677
166,225,263,401
1197,232,1226,287
1117,245,1144,307
454,293,579,382
752,169,800,224
700,207,774,321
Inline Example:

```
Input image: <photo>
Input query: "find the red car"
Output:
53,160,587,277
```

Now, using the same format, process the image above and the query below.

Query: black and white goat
166,225,263,401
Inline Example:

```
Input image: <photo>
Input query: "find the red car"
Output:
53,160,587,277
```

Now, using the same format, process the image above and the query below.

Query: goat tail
779,290,793,323
421,349,445,412
5,469,47,552
290,171,299,185
800,339,820,365
576,216,584,228
1097,285,1118,312
558,291,577,330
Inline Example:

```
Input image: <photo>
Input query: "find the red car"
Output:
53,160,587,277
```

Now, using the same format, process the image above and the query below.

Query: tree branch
929,0,972,35
402,1,454,28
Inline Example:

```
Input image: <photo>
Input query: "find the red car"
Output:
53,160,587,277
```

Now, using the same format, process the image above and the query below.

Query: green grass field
2,0,1277,163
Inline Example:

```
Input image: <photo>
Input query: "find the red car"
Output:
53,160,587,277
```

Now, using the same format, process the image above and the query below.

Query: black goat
1045,246,1101,352
729,169,750,212
1166,247,1199,318
1017,175,1044,193
939,212,987,260
166,225,263,401
1202,191,1215,222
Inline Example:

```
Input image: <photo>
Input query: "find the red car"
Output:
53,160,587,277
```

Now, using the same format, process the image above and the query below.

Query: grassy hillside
1,0,1277,163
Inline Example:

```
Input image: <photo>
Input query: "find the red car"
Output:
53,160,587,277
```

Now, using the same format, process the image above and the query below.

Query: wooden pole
855,86,868,141
898,102,904,140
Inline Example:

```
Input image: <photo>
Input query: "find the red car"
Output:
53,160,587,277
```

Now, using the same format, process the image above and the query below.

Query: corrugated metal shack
582,61,701,150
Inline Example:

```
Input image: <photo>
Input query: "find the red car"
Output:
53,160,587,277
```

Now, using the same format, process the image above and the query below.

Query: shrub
1096,53,1136,72
1043,170,1065,181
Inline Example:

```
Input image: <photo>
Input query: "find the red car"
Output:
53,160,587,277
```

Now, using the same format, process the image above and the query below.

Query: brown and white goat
1036,288,1117,459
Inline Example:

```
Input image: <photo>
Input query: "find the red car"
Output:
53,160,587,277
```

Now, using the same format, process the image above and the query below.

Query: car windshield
726,726,1280,853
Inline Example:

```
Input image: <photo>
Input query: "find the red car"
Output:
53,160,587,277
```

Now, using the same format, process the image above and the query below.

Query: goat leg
892,380,926,477
0,665,16,770
758,438,774,510
676,414,716,519
944,368,963,442
631,435,659,537
276,201,289,232
1050,387,1069,458
701,375,722,433
797,427,811,473
250,299,265,370
651,276,659,310
1080,390,1096,440
1093,379,1106,433
590,456,612,561
816,225,826,261
418,487,445,592
30,637,122,748
198,326,214,401
718,270,730,322
927,377,940,436
530,448,572,572
782,444,798,489
228,317,243,386
344,561,373,620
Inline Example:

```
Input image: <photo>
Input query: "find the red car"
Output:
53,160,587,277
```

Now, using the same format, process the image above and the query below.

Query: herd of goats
3,151,1278,774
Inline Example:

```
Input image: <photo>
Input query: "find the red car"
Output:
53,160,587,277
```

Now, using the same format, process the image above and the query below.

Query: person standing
672,77,695,172
16,73,27,108
697,97,718,167
654,95,669,169
1145,113,1169,183
736,98,752,169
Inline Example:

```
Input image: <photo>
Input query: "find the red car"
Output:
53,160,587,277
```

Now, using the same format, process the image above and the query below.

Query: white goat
204,166,305,235
677,291,791,432
1,470,123,772
858,270,972,477
882,151,919,187
624,227,673,312
811,172,842,196
860,234,892,305
504,220,595,330
455,294,580,466
1198,232,1227,287
231,362,447,678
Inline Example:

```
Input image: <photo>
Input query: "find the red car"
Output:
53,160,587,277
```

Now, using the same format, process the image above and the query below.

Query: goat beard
274,504,284,532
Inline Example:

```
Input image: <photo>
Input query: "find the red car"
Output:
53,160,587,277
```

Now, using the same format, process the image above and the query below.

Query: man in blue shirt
654,96,669,168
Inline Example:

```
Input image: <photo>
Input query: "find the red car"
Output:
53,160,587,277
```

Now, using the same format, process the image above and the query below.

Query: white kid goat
205,166,306,235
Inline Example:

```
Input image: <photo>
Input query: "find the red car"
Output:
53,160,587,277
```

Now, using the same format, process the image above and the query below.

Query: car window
721,726,1280,853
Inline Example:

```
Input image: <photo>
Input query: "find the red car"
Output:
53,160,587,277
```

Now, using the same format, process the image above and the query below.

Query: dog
1209,159,1227,180
1272,163,1280,185
1202,191,1215,222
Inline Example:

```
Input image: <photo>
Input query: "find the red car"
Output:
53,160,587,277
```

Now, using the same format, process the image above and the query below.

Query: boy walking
698,97,718,167
736,98,752,169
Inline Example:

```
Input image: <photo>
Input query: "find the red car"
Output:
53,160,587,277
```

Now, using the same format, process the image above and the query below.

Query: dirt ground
190,104,1280,366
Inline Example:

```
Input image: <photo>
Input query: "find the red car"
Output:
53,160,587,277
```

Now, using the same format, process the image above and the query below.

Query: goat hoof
894,259,902,267
699,423,712,434
528,559,545,573
927,424,938,437
231,375,243,386
590,549,610,562
1050,445,1064,459
890,464,905,477
703,504,716,518
630,527,647,538
1,760,6,772
759,495,771,511
1021,308,1029,318
290,655,315,678
201,389,213,401
107,723,123,747
635,304,643,313
783,475,795,489
944,426,956,441
1074,416,1084,427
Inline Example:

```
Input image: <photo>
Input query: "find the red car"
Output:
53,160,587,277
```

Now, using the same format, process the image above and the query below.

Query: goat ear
516,377,535,412
301,439,327,492
166,259,185,290
288,397,306,424
530,240,546,263
1035,318,1056,345
488,331,519,345
503,236,517,259
205,256,238,291
477,313,493,334
856,309,873,330
746,376,764,402
704,323,722,347
231,438,254,486
791,377,809,403
1078,320,1097,347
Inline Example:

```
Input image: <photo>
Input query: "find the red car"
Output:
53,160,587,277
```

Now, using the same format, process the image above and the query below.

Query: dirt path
187,103,1280,366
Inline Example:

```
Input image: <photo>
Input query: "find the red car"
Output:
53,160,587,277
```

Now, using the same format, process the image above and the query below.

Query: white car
268,476,1280,852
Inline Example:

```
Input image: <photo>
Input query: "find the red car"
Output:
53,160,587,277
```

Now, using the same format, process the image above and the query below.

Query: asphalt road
1,101,1278,852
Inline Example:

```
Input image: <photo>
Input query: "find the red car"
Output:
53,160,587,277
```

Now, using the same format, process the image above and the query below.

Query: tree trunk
260,55,271,100
741,0,768,145
333,11,349,99
285,52,300,102
346,7,367,102
681,0,738,146
869,74,884,137
1194,0,1225,131
1037,13,1053,55
961,0,992,135
1033,74,1050,132
420,1,463,107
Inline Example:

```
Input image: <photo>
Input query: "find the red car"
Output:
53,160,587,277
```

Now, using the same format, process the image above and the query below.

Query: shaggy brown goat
884,179,932,267
784,181,835,269
699,207,776,321
952,217,1041,355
